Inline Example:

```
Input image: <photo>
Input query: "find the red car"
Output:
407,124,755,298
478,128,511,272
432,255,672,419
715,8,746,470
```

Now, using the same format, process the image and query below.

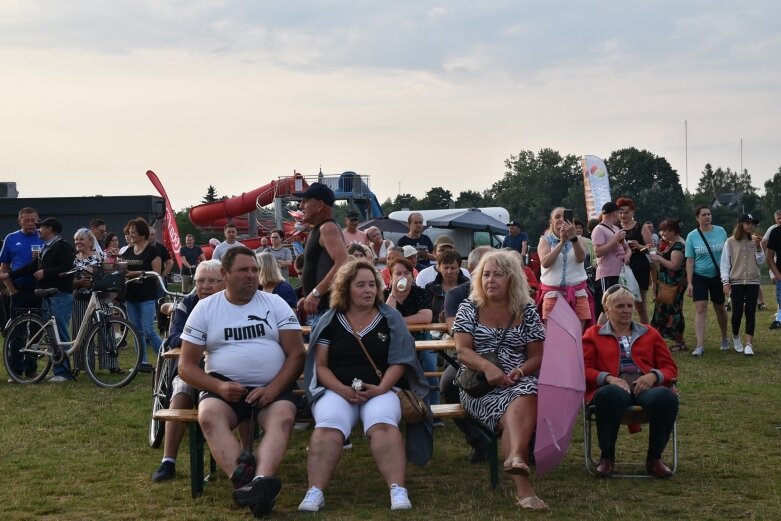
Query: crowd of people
3,188,780,516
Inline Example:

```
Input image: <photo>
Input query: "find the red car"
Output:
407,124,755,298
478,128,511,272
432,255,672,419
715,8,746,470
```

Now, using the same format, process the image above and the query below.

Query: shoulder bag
654,243,682,305
696,228,721,274
454,313,515,398
348,319,429,424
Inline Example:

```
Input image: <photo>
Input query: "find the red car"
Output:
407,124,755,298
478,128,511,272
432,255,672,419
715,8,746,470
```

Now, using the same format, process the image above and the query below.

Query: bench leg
188,423,205,498
488,433,499,490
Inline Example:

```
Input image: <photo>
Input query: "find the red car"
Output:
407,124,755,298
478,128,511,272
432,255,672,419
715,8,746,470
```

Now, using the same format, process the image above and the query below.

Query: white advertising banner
581,155,611,220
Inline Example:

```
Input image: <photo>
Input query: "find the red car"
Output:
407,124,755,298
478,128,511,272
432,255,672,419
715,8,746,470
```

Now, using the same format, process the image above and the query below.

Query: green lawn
1,289,780,520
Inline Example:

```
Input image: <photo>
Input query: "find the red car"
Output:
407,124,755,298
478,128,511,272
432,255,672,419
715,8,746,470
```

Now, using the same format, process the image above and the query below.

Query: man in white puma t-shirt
179,246,305,517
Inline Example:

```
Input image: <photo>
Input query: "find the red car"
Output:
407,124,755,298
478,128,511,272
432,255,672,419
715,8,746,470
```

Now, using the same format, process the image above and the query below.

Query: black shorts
594,276,620,316
200,372,298,423
692,273,725,304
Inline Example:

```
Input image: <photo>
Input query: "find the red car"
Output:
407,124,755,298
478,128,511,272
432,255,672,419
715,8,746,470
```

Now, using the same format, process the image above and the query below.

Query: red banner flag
146,170,183,269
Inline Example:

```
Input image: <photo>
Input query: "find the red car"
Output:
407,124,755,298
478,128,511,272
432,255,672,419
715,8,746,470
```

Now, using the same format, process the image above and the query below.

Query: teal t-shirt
685,226,728,278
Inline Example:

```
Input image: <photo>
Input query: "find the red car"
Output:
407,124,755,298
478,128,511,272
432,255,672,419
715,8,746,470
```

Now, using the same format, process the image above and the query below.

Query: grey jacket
304,303,433,465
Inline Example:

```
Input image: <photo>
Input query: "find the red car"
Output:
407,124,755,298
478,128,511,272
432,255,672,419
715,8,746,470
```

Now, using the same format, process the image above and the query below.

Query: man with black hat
502,220,529,260
591,202,631,323
294,183,348,323
342,210,368,245
1,216,76,381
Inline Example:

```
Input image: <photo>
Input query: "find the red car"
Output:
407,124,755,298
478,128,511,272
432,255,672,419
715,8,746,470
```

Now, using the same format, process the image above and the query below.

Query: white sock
161,457,176,464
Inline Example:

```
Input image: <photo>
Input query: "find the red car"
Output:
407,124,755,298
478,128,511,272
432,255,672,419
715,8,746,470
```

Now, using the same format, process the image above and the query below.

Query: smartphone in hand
563,209,573,222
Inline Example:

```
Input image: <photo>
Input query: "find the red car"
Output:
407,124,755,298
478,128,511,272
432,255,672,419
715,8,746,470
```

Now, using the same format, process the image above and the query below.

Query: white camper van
386,207,509,255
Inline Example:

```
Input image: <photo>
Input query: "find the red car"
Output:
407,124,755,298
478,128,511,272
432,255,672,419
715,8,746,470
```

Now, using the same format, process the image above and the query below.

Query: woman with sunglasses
583,285,678,479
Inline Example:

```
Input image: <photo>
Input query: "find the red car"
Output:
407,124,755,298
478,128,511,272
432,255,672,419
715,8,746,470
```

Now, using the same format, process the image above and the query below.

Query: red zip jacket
582,322,678,403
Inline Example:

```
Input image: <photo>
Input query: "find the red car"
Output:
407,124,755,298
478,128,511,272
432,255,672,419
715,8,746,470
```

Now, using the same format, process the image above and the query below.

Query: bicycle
3,267,143,388
135,271,190,448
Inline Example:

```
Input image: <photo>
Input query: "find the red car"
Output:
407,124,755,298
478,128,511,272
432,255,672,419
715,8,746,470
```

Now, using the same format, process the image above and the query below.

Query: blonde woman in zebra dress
452,250,547,511
71,228,118,373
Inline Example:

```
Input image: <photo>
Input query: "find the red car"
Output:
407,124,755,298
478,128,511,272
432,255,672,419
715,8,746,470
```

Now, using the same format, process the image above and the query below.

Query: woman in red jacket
583,285,679,478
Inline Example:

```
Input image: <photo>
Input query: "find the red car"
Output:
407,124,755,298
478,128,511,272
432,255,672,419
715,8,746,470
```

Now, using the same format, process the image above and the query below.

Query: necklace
347,308,377,333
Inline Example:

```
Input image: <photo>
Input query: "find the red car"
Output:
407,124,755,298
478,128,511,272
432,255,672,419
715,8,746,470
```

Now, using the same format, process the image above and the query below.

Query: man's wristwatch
570,237,578,243
311,288,321,298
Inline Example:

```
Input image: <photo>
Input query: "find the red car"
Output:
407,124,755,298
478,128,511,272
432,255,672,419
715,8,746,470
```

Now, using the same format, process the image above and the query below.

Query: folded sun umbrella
534,297,586,478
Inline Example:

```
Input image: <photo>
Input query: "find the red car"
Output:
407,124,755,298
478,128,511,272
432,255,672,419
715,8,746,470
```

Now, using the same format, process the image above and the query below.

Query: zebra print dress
452,300,545,432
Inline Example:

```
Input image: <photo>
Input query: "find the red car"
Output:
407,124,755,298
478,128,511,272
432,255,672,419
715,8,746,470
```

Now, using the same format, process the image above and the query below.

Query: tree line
381,146,781,238
175,149,781,244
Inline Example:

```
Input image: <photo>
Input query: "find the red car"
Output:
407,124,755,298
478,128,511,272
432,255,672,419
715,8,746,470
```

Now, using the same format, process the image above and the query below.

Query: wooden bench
153,403,499,498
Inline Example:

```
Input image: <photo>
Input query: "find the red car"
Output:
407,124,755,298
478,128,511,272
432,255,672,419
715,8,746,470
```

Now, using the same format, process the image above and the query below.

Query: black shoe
231,460,256,489
233,476,282,509
152,461,176,482
770,321,781,330
138,363,154,374
249,498,278,519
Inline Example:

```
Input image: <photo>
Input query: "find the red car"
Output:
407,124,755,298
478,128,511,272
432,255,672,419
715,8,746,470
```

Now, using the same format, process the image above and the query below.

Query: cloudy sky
1,1,779,211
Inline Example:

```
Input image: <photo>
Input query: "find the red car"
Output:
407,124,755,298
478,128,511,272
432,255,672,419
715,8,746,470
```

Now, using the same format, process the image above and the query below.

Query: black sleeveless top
302,219,336,311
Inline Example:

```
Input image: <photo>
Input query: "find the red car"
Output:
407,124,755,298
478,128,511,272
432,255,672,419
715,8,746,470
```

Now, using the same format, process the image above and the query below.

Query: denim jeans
126,299,162,364
41,290,74,379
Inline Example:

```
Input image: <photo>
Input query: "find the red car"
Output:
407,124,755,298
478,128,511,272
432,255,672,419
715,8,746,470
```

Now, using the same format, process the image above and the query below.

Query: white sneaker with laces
692,346,705,357
298,486,325,512
390,484,412,510
743,344,755,356
720,338,730,352
732,336,744,353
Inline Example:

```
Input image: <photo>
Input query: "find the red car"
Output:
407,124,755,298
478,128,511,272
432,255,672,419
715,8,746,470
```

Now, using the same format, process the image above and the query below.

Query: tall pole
740,138,743,175
684,120,689,192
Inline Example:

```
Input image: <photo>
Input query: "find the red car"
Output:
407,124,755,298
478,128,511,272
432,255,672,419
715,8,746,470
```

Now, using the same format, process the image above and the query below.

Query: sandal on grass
516,495,548,511
503,457,530,476
670,344,687,353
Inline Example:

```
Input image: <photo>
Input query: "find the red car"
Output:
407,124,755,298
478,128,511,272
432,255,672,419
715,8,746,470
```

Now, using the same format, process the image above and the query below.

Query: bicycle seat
34,288,59,298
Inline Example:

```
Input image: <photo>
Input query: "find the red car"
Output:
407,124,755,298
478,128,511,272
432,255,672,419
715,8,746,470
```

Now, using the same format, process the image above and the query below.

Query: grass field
1,288,780,520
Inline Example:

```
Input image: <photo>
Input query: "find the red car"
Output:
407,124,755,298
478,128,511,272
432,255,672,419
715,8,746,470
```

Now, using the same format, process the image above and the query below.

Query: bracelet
518,368,524,378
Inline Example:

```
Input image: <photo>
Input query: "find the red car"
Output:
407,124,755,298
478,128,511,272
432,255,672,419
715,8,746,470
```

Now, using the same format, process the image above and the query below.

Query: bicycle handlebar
128,271,189,299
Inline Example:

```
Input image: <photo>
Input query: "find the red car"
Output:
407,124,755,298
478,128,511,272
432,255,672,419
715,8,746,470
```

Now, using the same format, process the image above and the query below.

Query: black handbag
454,314,515,398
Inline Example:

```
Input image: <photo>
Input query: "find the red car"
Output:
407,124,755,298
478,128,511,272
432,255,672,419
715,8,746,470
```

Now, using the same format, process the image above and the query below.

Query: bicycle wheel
149,353,173,448
3,314,52,384
83,316,142,388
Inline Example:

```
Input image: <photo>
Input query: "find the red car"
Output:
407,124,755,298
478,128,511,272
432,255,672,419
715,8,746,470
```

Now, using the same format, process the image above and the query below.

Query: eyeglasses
195,278,223,285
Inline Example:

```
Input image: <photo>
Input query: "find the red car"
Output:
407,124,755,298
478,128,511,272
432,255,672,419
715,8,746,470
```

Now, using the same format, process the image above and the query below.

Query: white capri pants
312,389,401,439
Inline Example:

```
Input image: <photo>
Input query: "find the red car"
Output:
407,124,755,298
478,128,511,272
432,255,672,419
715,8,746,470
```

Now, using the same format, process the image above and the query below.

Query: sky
1,1,780,212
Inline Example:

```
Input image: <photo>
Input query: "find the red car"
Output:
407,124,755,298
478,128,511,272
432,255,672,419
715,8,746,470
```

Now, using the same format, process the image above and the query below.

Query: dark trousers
591,384,678,461
8,288,41,376
441,364,488,454
730,284,759,336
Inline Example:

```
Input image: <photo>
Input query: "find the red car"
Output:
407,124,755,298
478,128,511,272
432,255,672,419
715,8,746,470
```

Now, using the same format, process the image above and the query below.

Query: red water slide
188,174,305,228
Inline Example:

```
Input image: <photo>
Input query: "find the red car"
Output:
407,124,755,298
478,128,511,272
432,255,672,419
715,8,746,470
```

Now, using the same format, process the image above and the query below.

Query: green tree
486,148,582,237
202,185,219,203
605,148,687,225
392,193,419,211
455,190,487,208
762,166,781,221
419,187,453,209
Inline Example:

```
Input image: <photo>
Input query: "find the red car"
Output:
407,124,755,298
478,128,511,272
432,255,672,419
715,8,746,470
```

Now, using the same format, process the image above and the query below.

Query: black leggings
730,284,759,336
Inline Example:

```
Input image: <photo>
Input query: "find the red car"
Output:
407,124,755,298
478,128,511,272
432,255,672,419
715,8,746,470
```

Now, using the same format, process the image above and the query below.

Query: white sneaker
743,344,755,356
732,336,744,353
298,486,325,512
692,346,705,357
49,375,70,383
390,484,412,510
720,338,730,352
